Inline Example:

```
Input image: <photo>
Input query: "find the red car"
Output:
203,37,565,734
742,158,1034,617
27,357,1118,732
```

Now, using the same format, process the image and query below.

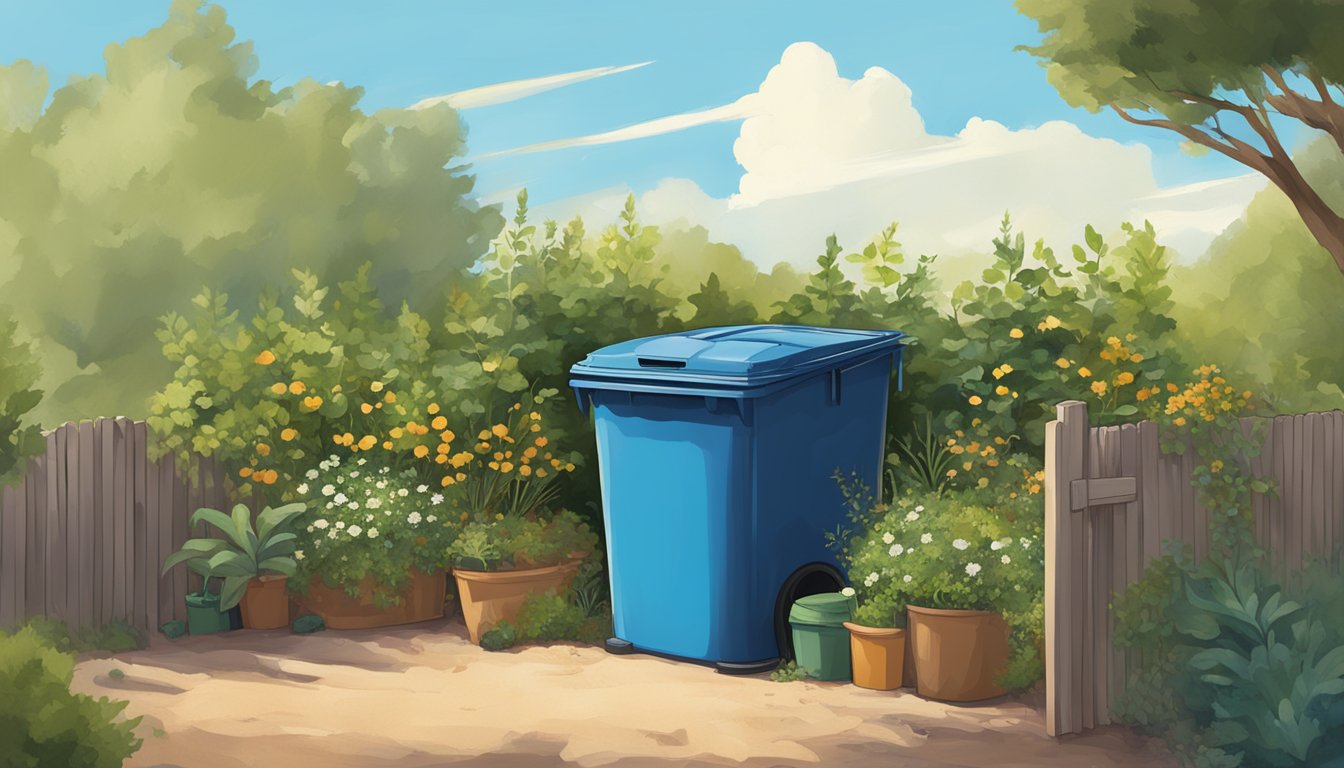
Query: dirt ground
71,619,1175,768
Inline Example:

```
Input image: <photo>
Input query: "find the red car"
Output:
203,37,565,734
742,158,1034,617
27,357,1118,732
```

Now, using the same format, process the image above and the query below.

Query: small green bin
789,592,854,681
185,591,241,635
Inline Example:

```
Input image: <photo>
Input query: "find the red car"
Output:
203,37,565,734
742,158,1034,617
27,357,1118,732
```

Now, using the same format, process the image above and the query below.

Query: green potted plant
162,502,306,630
834,473,1044,702
840,586,907,691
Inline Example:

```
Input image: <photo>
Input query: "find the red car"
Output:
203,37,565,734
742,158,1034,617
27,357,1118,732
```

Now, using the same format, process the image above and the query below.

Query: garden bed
70,619,1174,767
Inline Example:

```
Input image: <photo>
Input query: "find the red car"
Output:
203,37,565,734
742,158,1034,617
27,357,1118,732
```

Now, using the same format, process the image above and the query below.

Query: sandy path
71,619,1174,767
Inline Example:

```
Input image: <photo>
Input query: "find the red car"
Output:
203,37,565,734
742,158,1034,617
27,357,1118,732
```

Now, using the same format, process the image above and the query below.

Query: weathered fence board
0,419,245,634
1046,402,1344,737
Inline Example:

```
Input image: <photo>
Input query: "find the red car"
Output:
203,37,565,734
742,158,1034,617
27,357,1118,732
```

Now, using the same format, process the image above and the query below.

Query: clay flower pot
240,574,291,630
299,568,447,630
843,622,906,690
453,561,581,644
906,605,1011,702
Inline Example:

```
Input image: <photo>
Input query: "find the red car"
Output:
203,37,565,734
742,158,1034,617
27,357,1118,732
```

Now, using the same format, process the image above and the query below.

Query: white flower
321,484,335,497
881,532,895,545
903,574,913,583
430,493,444,506
416,484,429,493
965,562,982,577
367,497,382,509
318,461,331,471
376,480,388,490
863,572,880,587
367,527,379,539
920,533,933,544
1001,555,1012,565
349,470,360,478
991,540,1005,551
905,511,920,522
328,454,340,463
295,550,305,560
296,483,310,495
306,525,315,533
327,530,337,539
840,587,856,598
305,469,319,480
336,475,344,484
397,488,409,497
426,515,437,523
888,543,904,557
334,492,348,505
365,514,374,522
953,538,969,551
313,519,329,530
1021,537,1032,549
348,501,360,511
325,502,334,510
347,524,362,537
380,466,389,475
408,512,423,525
357,458,367,466
914,505,925,513
906,547,915,555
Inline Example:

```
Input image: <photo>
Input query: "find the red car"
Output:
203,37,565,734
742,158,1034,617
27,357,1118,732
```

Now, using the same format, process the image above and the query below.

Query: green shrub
513,591,607,645
0,626,142,767
480,622,517,652
770,660,810,682
11,617,147,654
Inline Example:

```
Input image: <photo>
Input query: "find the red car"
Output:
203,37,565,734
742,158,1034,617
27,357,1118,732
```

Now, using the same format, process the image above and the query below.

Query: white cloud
482,99,753,158
532,42,1265,267
410,61,651,111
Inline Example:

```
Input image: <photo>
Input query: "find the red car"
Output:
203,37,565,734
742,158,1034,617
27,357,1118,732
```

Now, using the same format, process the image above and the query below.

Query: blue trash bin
570,324,904,673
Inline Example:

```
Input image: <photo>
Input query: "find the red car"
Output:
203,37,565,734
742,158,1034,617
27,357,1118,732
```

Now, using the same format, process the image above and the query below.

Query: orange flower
1136,389,1151,401
1009,328,1024,339
440,430,455,443
414,445,430,459
361,403,374,414
390,427,405,439
270,382,287,395
1115,372,1135,386
254,350,276,365
280,428,298,442
529,423,540,433
382,441,393,450
383,391,397,404
535,436,548,448
370,381,385,393
995,385,1009,396
491,424,509,438
431,416,448,431
256,443,271,457
289,381,306,395
1078,367,1093,378
427,403,440,415
358,435,377,451
968,395,983,406
302,395,323,411
1091,381,1108,396
1055,358,1070,369
238,467,253,478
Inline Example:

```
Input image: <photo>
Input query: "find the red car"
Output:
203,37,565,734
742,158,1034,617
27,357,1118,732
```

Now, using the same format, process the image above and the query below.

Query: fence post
1046,400,1088,737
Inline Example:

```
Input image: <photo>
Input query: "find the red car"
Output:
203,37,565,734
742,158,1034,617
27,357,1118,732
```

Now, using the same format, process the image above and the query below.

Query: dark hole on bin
774,562,845,662
637,357,686,369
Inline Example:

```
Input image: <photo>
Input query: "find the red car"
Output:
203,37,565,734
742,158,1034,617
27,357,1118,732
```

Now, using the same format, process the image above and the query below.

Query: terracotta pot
298,569,447,630
240,574,291,630
453,561,580,644
843,622,905,691
906,605,1011,702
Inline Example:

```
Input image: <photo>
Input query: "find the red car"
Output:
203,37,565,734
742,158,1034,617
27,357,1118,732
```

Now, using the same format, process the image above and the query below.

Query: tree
0,312,43,485
0,0,501,422
1018,0,1344,272
687,273,760,327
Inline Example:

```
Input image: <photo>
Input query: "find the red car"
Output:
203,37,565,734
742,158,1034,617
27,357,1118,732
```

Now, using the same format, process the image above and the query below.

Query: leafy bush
9,617,147,655
514,591,608,645
0,626,142,767
770,660,811,682
0,311,43,485
480,621,518,651
833,476,1045,691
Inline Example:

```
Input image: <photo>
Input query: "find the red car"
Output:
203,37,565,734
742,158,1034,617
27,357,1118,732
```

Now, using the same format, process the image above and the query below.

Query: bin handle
637,357,686,369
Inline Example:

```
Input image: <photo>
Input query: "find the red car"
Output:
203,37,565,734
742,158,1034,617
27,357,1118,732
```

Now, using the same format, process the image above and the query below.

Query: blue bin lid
570,325,904,391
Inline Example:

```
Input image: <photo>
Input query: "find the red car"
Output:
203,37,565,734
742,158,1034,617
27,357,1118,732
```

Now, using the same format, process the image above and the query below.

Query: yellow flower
382,440,393,450
519,465,533,477
370,381,385,393
529,423,541,433
432,416,448,431
1029,483,1041,494
361,403,374,414
383,391,397,404
270,382,287,395
455,472,466,482
440,430,455,443
289,381,306,395
946,469,958,478
1055,358,1070,369
256,443,271,457
478,429,491,441
414,445,430,459
1130,353,1144,363
1126,333,1137,342
1044,315,1061,329
488,461,499,470
435,454,448,465
442,476,456,487
491,424,509,438
995,385,1009,396
977,477,989,488
493,451,504,461
565,463,576,472
962,461,973,471
1091,381,1108,396
427,403,440,415
1210,459,1225,473
390,427,404,439
524,446,538,459
280,428,298,442
968,395,983,406
1116,372,1135,386
1137,389,1151,401
254,350,276,365
238,467,253,478
536,468,548,478
302,395,323,411
482,360,499,373
1107,336,1121,348
992,367,1004,379
1009,328,1024,339
529,411,541,421
1174,416,1187,426
1078,367,1093,378
358,435,377,451
500,462,514,473
1001,364,1014,374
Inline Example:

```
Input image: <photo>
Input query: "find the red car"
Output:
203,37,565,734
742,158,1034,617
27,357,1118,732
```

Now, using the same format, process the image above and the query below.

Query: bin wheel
605,637,635,655
715,658,780,676
774,562,846,662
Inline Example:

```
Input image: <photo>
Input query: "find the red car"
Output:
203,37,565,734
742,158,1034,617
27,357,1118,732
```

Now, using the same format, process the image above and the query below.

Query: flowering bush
291,454,460,606
834,480,1045,691
449,510,597,571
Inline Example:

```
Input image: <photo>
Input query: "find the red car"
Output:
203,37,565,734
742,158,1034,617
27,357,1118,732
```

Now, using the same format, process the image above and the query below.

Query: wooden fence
0,418,233,633
1044,401,1344,737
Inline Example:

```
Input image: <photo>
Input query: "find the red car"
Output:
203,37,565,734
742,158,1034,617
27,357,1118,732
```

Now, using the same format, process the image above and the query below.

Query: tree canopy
1018,0,1344,273
0,0,501,422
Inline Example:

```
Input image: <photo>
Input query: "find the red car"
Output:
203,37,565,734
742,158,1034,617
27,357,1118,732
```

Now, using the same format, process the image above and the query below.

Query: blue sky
3,0,1253,202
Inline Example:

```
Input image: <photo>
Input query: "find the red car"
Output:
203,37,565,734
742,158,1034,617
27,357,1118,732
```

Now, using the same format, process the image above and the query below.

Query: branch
1109,104,1270,174
1257,66,1344,155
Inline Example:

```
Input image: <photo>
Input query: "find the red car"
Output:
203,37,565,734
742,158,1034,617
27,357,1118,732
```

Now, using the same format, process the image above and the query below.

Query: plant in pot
447,402,592,644
290,454,463,629
162,502,306,631
838,586,907,691
835,469,1044,702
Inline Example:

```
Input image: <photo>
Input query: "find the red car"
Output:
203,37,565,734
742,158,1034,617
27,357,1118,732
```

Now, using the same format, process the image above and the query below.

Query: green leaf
256,502,306,542
161,538,229,575
258,557,297,577
207,550,257,579
189,507,252,552
218,575,250,611
1084,224,1103,254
